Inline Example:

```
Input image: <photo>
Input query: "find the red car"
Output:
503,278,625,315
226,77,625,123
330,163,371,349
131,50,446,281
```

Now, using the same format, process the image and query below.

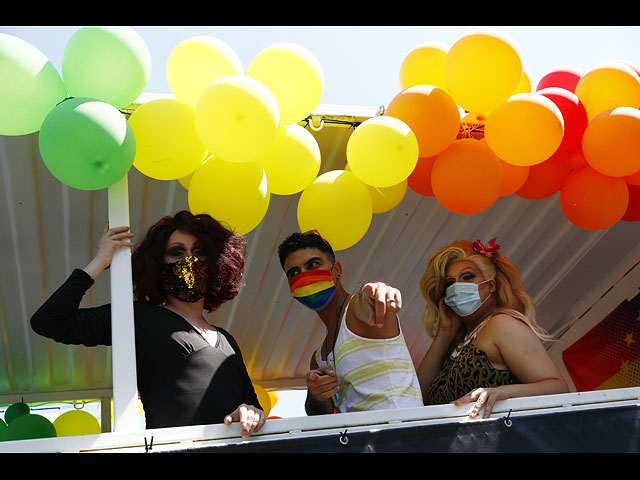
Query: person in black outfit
30,211,265,436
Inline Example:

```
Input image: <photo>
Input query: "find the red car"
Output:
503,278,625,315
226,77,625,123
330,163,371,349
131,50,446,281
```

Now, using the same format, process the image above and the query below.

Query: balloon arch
2,26,639,251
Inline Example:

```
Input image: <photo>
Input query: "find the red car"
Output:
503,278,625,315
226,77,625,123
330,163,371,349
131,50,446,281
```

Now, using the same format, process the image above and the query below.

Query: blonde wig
419,240,550,342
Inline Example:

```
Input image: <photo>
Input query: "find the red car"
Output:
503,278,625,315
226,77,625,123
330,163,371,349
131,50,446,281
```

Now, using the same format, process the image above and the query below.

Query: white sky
2,25,639,419
2,26,640,109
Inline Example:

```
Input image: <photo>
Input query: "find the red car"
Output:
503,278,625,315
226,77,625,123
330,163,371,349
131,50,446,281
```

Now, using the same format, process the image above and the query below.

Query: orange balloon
478,138,529,196
561,166,629,230
431,139,503,215
574,62,640,121
516,150,571,200
582,106,640,177
408,156,437,196
385,85,460,158
499,160,530,196
484,93,564,166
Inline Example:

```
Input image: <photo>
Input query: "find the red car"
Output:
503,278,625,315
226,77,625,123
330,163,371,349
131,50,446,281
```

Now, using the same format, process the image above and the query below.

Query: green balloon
0,33,68,135
1,414,57,442
62,26,151,109
38,97,136,190
4,402,30,425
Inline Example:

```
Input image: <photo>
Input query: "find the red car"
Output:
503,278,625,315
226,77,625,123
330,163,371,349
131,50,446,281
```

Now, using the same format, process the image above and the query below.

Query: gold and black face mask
161,255,210,303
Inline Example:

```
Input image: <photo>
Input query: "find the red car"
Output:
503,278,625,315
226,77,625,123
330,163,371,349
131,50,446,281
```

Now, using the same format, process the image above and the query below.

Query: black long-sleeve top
30,269,261,430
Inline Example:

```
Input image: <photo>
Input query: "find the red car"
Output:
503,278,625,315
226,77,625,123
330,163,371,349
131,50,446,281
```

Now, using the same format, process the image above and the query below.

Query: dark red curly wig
131,210,246,312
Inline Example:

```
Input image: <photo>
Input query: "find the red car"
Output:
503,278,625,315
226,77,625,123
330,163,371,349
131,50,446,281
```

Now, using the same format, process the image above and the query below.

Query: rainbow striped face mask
288,269,337,311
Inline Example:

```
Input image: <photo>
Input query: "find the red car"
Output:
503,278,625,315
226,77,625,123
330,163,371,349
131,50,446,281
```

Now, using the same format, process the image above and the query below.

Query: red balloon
566,147,588,170
622,184,640,221
561,166,629,230
536,65,583,93
408,156,437,196
625,169,640,186
538,87,588,152
516,150,572,200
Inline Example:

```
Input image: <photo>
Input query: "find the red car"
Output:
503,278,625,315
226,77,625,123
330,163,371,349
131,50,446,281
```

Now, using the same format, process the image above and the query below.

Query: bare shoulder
485,312,538,338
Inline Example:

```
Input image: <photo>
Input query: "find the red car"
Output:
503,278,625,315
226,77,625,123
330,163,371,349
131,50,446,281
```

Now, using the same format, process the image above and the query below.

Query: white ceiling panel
1,101,639,404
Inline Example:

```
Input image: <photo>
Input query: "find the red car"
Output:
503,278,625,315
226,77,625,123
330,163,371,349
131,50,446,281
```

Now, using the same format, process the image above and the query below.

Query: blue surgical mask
444,279,492,317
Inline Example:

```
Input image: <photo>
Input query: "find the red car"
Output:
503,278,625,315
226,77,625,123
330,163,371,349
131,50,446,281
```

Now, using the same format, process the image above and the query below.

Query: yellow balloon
166,36,243,107
195,75,279,163
367,181,408,214
513,64,532,95
575,62,640,122
444,28,523,118
188,156,270,235
253,385,272,417
399,41,449,92
484,93,564,166
345,164,407,213
178,172,193,189
346,116,419,188
248,43,324,126
267,391,280,409
297,170,372,251
178,154,214,189
257,124,321,195
53,410,101,437
129,98,208,180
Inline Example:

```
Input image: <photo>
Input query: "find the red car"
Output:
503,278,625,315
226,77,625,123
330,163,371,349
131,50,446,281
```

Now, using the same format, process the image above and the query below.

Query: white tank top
315,302,423,413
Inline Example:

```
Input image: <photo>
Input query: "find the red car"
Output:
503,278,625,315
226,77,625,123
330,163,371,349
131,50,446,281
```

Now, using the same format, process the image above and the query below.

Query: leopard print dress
427,344,521,405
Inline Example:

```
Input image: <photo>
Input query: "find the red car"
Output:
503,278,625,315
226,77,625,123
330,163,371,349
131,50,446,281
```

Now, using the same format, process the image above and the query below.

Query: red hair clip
473,237,500,256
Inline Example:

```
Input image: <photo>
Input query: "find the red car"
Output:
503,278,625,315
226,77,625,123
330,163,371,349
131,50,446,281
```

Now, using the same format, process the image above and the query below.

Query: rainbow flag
289,270,336,311
563,290,640,391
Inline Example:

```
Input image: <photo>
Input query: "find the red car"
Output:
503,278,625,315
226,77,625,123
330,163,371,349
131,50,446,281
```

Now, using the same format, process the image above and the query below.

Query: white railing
1,387,638,453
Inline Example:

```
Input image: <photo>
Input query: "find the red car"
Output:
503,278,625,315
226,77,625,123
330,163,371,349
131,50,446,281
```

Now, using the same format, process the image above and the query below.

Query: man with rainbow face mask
278,231,423,415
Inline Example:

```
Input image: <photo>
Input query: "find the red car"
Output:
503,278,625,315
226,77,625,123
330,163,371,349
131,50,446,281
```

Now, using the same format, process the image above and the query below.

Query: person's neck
317,287,350,329
164,296,207,323
460,296,498,333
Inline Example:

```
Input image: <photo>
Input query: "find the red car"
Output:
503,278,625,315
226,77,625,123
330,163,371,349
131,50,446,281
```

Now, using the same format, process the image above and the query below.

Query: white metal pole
107,174,140,432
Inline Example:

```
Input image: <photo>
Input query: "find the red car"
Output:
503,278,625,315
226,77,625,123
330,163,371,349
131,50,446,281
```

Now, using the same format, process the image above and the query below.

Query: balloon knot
56,96,75,107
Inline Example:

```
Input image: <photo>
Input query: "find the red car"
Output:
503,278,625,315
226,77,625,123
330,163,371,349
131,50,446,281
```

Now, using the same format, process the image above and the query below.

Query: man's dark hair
277,231,335,270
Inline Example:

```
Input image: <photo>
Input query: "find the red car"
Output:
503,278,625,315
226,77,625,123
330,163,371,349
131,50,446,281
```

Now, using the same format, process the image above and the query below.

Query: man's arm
305,356,338,415
348,282,402,338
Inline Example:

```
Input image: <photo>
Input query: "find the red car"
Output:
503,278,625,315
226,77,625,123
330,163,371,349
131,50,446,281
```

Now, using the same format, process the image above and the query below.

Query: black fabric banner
169,403,640,453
